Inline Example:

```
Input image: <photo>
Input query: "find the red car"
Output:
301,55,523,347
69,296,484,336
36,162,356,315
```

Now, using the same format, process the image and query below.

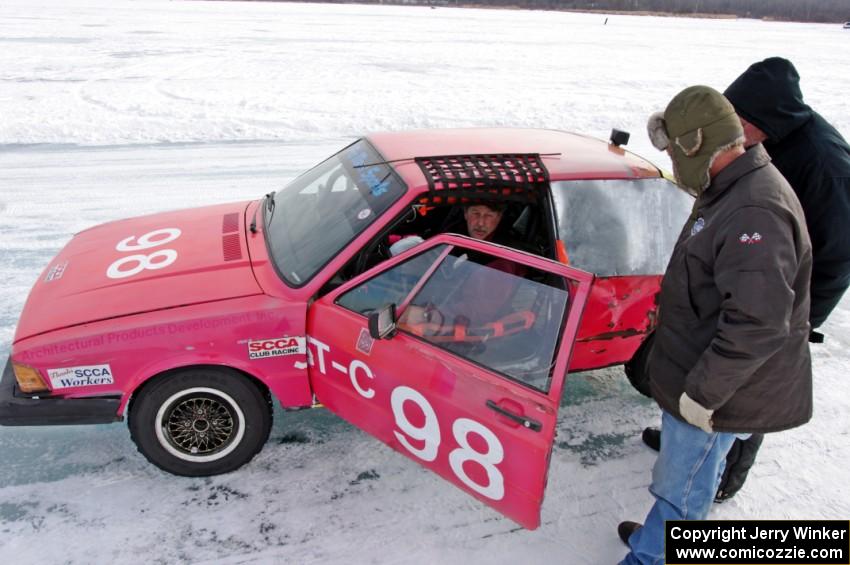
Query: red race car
0,128,690,529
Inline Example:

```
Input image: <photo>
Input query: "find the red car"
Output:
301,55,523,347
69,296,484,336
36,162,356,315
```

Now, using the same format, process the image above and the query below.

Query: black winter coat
649,146,813,434
725,58,850,328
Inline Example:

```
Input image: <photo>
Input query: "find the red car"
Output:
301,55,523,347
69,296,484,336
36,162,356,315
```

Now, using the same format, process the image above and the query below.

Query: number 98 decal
107,228,182,279
306,336,508,502
391,386,505,500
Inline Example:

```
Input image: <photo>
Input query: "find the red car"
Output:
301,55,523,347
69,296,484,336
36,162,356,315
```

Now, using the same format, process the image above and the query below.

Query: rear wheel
129,368,272,476
624,332,655,398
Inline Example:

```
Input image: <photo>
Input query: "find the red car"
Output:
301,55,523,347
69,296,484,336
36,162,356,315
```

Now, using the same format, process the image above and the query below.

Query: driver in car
400,201,527,339
463,202,504,241
390,201,508,256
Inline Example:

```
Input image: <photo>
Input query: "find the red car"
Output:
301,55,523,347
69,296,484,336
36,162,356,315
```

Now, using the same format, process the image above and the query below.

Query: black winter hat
724,57,811,142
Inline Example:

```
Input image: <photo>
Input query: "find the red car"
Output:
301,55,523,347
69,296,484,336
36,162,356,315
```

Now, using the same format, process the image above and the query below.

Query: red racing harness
400,310,536,343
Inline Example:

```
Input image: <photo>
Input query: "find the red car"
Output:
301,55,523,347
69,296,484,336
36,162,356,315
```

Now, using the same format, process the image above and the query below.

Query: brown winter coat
649,145,813,433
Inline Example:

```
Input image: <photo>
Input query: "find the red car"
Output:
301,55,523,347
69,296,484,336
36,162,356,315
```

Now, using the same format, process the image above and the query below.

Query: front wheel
129,368,272,476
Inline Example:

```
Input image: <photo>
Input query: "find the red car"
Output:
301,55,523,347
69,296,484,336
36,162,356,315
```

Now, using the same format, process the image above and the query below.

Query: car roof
365,128,661,194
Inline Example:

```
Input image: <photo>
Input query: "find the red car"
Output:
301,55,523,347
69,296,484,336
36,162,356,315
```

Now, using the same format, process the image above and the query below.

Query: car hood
15,201,261,342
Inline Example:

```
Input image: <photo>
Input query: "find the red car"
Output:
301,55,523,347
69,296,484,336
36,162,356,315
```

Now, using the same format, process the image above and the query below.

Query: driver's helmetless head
464,203,504,241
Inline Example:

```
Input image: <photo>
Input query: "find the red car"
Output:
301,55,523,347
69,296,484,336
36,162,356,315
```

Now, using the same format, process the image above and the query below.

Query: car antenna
353,152,562,169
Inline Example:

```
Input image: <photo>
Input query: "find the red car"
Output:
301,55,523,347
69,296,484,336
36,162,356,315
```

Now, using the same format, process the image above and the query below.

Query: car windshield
551,178,693,276
266,139,406,286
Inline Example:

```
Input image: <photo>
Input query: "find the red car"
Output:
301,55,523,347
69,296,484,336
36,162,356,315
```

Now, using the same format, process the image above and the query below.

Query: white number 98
107,228,182,279
390,386,505,500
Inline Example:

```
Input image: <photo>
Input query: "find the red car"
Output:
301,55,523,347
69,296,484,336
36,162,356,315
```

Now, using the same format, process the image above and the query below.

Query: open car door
306,234,592,529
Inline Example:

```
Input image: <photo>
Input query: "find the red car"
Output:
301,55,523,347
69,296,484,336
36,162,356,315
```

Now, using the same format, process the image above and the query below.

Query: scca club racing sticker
47,364,114,389
248,336,306,360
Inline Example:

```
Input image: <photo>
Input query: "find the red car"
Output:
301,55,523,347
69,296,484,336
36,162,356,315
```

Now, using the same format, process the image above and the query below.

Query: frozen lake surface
1,1,849,563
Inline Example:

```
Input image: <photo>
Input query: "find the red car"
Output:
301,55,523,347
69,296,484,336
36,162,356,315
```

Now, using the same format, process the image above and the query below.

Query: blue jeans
620,410,742,565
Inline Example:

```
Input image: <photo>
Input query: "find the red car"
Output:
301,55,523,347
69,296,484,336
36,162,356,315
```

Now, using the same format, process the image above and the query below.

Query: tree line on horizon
279,0,850,23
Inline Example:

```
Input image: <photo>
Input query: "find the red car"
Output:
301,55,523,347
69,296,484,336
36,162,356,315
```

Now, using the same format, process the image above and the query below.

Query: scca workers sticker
248,336,306,360
47,364,114,389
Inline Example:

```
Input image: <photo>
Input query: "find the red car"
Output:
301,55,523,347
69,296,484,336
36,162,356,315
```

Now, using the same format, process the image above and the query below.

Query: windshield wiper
249,191,276,234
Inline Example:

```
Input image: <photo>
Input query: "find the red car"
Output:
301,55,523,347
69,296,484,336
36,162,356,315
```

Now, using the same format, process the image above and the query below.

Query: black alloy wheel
129,368,272,476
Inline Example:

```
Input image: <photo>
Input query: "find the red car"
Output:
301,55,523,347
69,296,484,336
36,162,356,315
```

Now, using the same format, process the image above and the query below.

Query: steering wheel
317,168,354,205
399,302,446,337
353,236,392,275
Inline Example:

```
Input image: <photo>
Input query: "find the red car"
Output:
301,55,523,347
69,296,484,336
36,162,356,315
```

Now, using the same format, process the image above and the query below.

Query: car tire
129,368,272,476
624,332,655,398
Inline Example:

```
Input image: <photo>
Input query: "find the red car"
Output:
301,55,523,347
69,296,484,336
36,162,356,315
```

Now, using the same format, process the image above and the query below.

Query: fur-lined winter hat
647,85,744,195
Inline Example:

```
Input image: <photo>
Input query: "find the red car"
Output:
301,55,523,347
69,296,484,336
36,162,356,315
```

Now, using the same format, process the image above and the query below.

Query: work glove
679,392,714,433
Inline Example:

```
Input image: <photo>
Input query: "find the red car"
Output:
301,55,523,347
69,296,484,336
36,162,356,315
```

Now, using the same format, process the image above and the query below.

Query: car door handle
485,400,542,432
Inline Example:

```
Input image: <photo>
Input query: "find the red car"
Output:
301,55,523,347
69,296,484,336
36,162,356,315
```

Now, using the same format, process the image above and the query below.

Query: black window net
414,153,550,205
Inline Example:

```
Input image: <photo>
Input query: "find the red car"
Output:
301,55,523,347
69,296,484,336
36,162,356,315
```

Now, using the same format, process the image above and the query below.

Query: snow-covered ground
1,1,849,563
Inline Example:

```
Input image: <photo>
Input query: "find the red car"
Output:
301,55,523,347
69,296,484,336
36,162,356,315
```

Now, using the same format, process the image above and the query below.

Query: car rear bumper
0,357,122,426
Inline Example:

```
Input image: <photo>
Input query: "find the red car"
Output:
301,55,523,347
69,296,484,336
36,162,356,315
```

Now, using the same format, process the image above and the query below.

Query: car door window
338,245,569,392
337,246,445,315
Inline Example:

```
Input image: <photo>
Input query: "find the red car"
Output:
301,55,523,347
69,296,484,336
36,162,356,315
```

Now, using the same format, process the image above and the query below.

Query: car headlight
12,362,49,394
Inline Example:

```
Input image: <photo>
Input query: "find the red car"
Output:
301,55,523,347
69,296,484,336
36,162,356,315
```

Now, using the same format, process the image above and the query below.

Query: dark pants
716,433,764,501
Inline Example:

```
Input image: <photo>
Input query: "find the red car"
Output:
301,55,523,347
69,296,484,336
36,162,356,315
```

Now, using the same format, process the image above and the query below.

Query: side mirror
368,303,397,340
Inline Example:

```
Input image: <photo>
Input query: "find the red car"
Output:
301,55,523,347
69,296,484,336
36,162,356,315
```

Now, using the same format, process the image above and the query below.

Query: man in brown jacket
617,85,812,565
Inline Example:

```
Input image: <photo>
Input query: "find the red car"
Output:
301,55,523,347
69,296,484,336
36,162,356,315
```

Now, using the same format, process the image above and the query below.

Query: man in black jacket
725,57,850,331
720,57,850,501
642,58,850,502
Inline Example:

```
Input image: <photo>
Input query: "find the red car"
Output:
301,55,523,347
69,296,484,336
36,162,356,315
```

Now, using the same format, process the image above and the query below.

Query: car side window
338,245,570,393
337,246,446,316
551,178,692,276
338,200,554,287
